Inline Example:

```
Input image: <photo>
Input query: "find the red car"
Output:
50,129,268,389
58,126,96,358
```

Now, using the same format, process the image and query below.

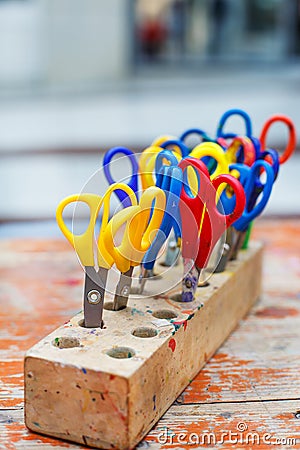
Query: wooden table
1,219,300,449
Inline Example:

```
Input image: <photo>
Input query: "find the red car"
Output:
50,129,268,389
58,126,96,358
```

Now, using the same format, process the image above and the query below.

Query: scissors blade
138,267,151,295
230,229,247,260
113,267,134,310
181,259,200,302
84,266,107,328
214,228,233,273
163,237,180,267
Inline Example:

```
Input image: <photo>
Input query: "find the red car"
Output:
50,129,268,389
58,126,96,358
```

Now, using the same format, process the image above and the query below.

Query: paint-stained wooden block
25,242,263,449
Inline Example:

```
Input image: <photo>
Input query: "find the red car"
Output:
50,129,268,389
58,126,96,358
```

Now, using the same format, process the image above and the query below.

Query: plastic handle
259,115,296,165
220,163,250,214
189,142,229,179
259,148,280,181
195,173,246,269
139,145,165,190
104,187,166,273
155,149,181,177
180,127,212,145
143,166,183,270
97,183,138,268
160,139,190,157
233,160,275,231
56,193,102,267
216,108,253,138
225,136,256,166
103,147,139,206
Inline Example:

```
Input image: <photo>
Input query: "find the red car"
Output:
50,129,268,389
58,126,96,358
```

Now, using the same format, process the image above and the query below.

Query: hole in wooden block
132,327,158,338
152,309,177,319
52,336,81,349
106,347,135,359
77,319,104,328
198,280,210,287
170,293,186,302
103,302,126,311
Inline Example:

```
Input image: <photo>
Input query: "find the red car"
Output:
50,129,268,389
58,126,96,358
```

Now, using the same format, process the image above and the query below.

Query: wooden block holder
25,242,263,449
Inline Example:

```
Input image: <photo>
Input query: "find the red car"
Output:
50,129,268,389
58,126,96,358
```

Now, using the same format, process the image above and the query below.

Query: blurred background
0,0,299,235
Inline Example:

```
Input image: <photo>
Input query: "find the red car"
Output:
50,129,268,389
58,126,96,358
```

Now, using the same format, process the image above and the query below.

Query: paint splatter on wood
1,219,300,448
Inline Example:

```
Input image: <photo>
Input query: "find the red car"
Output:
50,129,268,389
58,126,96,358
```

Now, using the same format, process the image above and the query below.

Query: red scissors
259,114,296,165
179,157,246,302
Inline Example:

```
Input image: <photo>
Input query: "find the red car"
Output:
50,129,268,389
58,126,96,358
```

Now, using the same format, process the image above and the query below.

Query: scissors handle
97,183,138,267
233,160,274,232
139,145,165,190
220,163,250,214
103,147,139,207
160,139,190,157
225,136,256,166
258,148,280,181
143,166,182,270
56,184,138,268
56,193,103,267
179,158,210,261
155,149,181,176
195,174,246,269
189,142,229,179
259,115,296,165
216,108,253,138
180,127,212,145
104,186,166,273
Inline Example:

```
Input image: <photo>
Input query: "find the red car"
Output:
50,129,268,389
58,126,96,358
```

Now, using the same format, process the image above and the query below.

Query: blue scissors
216,108,253,140
217,108,262,161
138,165,182,293
103,147,139,207
227,160,275,260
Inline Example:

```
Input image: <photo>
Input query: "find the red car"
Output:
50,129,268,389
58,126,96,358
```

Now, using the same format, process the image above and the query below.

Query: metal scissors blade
84,266,107,328
113,267,134,311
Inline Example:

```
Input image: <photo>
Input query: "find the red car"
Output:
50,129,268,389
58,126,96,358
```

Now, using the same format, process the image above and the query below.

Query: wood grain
1,218,300,448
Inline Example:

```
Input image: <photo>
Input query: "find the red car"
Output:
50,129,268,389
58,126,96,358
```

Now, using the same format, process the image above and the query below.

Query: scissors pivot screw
121,286,130,297
185,279,193,289
87,290,102,305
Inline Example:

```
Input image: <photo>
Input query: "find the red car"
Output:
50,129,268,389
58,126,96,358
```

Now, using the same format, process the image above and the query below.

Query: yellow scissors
104,186,165,310
56,184,165,326
189,142,229,179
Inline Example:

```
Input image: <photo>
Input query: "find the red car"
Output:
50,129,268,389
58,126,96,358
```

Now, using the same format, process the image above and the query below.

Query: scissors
225,160,275,261
259,114,296,165
179,157,246,302
138,165,183,294
103,147,139,207
104,186,166,309
216,108,253,140
56,183,137,327
217,108,262,161
57,184,166,324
